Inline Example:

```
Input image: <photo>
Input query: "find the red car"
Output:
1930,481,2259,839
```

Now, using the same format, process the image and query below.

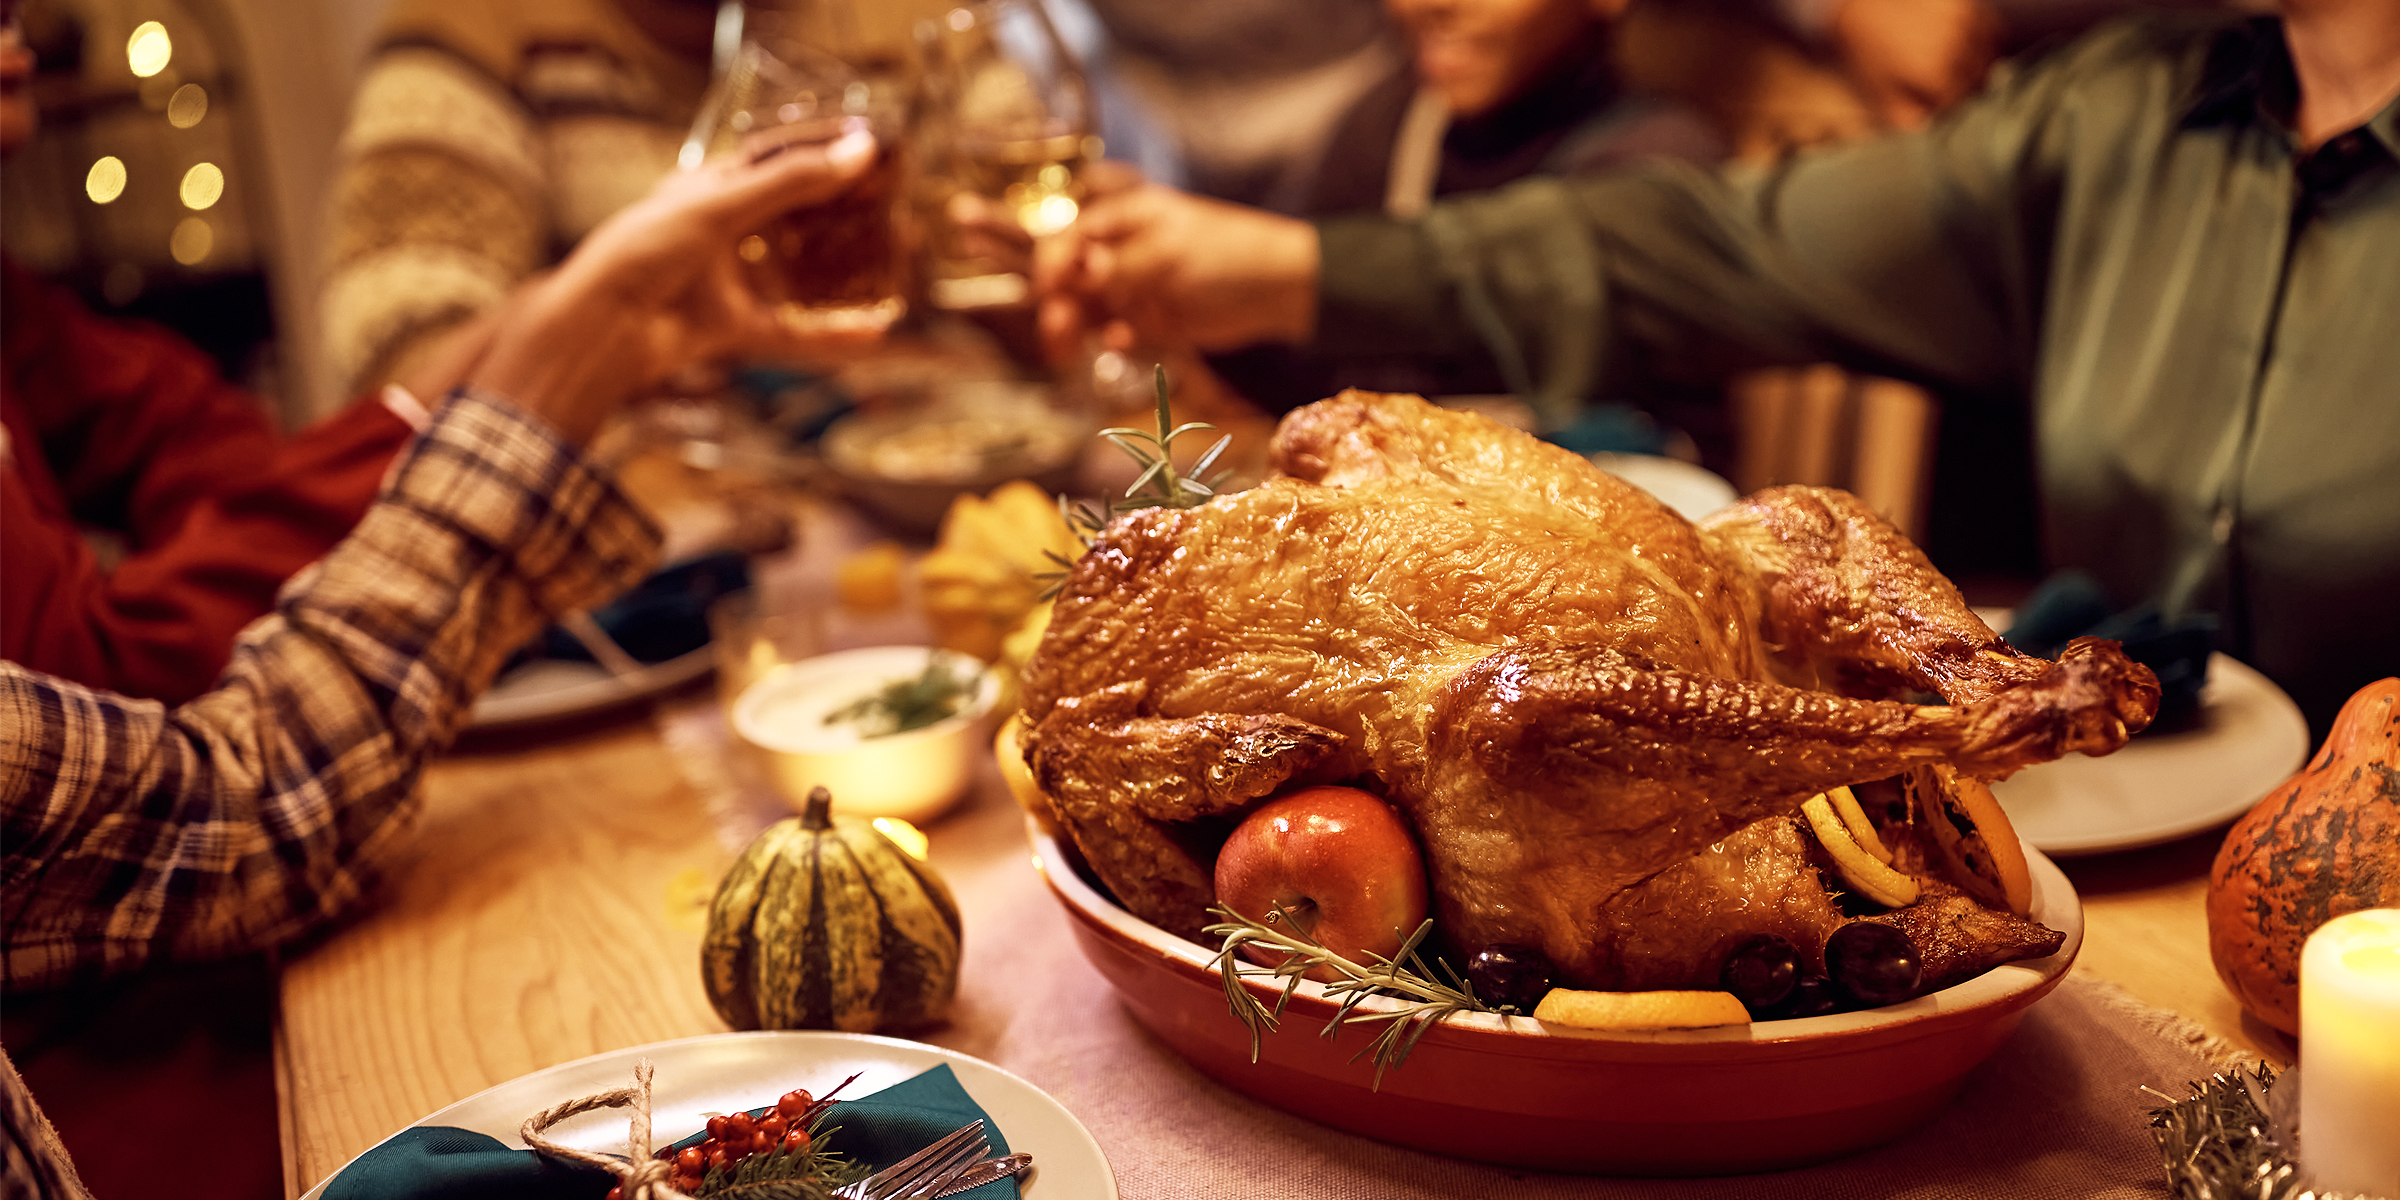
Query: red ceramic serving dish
1029,822,2082,1175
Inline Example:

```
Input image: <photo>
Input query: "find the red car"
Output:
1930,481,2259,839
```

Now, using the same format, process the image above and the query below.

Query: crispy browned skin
1023,392,2156,974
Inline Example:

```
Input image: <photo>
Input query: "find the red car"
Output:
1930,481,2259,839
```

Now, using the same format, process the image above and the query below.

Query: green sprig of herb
824,658,977,736
1203,904,1523,1089
683,1077,868,1200
1037,365,1231,598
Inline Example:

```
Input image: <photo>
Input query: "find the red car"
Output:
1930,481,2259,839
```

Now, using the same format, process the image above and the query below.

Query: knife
932,1152,1033,1197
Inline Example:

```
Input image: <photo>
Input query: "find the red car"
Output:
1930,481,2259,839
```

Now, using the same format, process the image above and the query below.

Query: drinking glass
683,33,910,334
917,0,1100,311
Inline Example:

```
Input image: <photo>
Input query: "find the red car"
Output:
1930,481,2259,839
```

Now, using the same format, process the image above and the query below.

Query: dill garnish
823,657,978,736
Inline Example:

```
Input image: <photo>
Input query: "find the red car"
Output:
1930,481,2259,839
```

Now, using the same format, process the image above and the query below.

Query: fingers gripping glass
685,37,908,335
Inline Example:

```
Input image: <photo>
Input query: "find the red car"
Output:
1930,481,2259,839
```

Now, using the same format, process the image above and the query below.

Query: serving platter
1030,820,2081,1176
300,1031,1115,1199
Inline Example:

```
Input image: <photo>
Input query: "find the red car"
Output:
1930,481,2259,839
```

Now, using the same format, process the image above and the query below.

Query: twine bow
521,1058,693,1200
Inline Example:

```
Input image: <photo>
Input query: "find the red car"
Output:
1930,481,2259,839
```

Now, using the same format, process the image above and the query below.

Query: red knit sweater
1,258,414,702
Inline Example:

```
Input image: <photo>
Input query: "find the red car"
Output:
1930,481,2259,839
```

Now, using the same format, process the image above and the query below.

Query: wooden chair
1730,365,1939,541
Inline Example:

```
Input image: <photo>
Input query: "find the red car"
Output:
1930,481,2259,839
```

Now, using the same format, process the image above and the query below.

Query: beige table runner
662,697,2224,1199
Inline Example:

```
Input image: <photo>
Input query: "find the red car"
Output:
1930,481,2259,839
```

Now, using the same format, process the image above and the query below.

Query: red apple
1213,786,1429,979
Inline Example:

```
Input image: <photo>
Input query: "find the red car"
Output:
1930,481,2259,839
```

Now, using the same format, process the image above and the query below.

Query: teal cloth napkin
325,1064,1017,1200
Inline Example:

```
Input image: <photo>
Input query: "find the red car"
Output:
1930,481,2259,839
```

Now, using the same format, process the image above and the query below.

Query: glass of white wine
683,29,911,335
918,0,1100,311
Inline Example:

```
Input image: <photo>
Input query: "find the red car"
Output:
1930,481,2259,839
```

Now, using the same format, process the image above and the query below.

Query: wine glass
917,0,1100,311
682,29,911,334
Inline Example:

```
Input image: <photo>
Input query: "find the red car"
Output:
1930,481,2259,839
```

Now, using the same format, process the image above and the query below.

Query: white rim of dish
734,646,1000,753
1029,820,2083,1046
469,644,716,729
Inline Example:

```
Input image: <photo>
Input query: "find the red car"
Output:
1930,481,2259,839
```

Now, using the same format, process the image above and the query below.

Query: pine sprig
2145,1063,2373,1200
690,1136,865,1200
679,1075,868,1200
1036,366,1229,599
1202,904,1525,1089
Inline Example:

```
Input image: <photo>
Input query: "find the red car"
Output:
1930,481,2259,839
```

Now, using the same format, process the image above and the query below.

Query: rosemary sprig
1036,365,1231,598
1202,904,1522,1089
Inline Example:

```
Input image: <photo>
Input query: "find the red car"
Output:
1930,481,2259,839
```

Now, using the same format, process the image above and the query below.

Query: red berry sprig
610,1076,858,1200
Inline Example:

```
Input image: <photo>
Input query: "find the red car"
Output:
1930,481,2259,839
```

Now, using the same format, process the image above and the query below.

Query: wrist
1259,216,1321,345
466,284,637,446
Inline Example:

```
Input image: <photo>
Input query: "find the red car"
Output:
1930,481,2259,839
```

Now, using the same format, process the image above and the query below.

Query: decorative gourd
703,786,963,1032
2206,677,2400,1035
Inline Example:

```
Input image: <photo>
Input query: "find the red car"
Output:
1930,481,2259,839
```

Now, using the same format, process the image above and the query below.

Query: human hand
469,129,879,443
1828,0,1999,129
1032,181,1319,365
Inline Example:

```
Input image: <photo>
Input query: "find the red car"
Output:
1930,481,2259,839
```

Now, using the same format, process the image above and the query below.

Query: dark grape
1825,921,1923,1007
1717,934,1800,1013
1464,945,1555,1010
1776,976,1842,1018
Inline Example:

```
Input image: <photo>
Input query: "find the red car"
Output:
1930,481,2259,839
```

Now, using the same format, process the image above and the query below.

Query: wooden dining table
270,492,2302,1199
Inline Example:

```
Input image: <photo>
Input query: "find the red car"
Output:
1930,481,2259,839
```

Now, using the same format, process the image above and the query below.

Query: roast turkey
1021,392,2155,987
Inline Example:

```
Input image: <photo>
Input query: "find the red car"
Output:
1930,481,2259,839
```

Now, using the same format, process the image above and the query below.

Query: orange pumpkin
2205,677,2400,1035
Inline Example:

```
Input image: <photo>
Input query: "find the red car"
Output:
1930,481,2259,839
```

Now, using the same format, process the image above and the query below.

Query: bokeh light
179,162,224,210
127,22,173,78
167,84,208,128
170,216,213,265
85,157,128,204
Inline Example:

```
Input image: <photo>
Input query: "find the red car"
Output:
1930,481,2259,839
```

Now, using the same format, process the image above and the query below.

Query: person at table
0,16,491,705
0,113,881,1200
1193,0,1996,409
1033,0,2400,735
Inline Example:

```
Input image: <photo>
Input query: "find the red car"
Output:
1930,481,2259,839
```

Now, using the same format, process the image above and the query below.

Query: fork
831,1121,990,1200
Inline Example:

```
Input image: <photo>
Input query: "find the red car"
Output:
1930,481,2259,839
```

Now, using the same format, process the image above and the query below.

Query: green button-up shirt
1312,12,2400,731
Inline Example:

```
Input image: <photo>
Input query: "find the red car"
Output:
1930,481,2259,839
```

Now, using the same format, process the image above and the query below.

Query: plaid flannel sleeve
0,391,659,988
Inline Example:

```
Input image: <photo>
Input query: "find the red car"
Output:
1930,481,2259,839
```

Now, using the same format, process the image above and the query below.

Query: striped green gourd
702,786,962,1032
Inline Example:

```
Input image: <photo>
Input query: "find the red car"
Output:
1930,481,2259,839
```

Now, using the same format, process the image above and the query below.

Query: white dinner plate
467,646,714,731
302,1031,1114,1199
1989,652,2309,855
1586,453,1740,521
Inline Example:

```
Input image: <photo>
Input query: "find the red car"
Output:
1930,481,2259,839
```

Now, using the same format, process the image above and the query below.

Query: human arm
0,258,425,701
0,396,653,986
0,130,877,987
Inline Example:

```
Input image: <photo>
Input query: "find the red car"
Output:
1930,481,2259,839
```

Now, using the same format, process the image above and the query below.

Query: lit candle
2300,908,2400,1198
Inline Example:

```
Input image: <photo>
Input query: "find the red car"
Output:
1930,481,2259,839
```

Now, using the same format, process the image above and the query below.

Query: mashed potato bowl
1029,822,2082,1175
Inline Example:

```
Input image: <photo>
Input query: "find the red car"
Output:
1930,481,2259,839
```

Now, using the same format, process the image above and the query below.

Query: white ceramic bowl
1031,820,2083,1175
732,646,999,823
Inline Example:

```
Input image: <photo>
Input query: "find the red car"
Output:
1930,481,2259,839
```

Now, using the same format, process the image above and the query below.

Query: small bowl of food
733,646,1000,824
822,382,1086,533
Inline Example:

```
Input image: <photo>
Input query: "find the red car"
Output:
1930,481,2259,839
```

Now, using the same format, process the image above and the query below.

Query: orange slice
1915,765,2034,916
1802,793,1922,907
1533,988,1751,1030
1825,785,1894,864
